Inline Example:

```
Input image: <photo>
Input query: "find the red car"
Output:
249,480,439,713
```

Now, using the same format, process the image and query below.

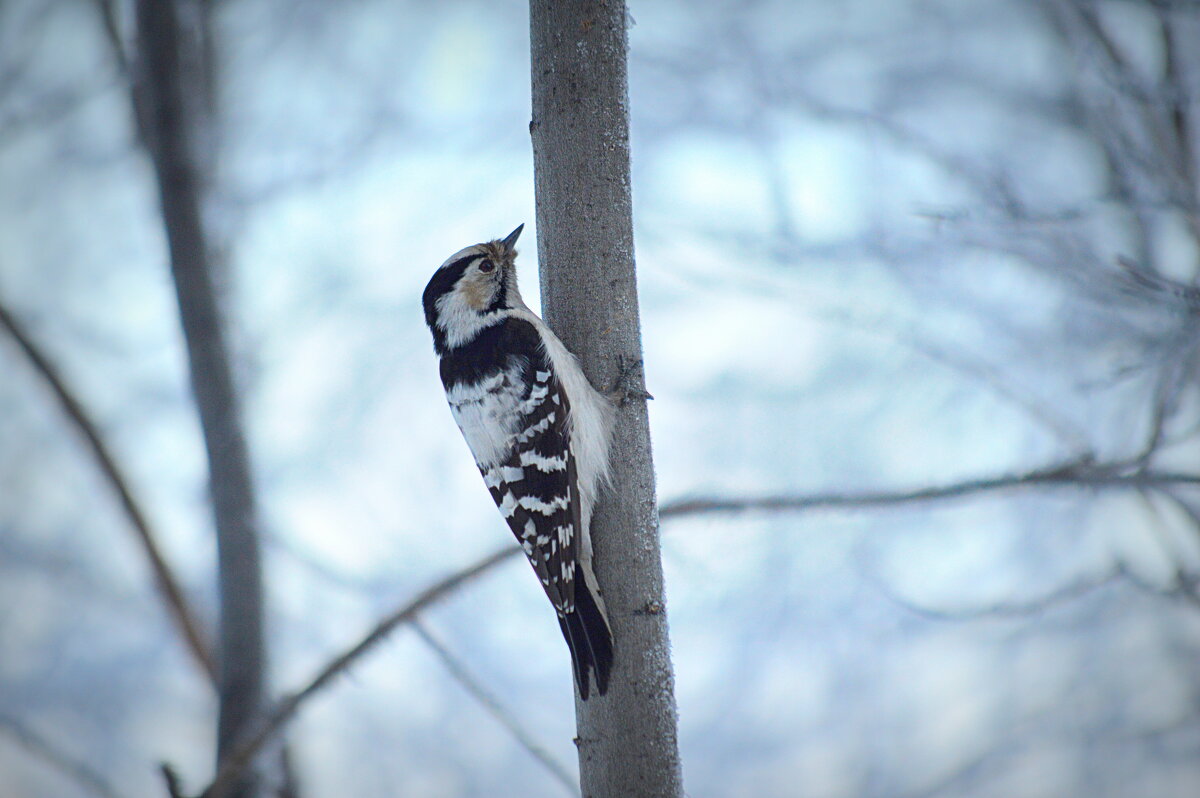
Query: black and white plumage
422,225,616,699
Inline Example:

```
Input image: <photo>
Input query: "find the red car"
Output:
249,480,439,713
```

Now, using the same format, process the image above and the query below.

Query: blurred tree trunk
133,2,267,796
529,2,684,796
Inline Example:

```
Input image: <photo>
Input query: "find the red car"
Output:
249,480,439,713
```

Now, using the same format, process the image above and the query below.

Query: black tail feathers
557,583,614,700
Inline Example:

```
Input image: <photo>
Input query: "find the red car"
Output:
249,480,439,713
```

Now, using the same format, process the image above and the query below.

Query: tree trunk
134,3,267,796
528,3,684,796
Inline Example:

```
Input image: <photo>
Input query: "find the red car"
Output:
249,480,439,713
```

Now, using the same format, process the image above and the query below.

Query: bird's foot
608,354,653,406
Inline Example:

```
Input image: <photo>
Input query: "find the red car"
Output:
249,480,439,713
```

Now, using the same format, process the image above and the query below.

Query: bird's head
422,224,526,353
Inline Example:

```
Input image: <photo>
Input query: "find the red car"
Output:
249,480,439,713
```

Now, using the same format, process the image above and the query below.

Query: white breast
446,365,528,469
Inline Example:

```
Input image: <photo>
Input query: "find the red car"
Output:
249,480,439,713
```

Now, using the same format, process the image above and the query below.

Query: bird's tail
557,580,614,700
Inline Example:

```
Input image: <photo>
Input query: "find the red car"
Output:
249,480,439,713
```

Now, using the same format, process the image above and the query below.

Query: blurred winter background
4,0,1200,796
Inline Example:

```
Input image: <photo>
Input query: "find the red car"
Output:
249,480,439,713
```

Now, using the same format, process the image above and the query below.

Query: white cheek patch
460,272,499,311
436,288,504,350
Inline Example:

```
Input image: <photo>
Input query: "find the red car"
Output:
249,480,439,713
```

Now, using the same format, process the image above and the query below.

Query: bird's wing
478,361,580,616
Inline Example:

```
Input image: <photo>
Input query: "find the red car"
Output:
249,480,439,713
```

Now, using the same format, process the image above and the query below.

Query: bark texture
134,3,267,796
529,2,684,796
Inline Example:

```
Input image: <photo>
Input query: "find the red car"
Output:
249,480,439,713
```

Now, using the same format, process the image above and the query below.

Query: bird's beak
501,224,524,251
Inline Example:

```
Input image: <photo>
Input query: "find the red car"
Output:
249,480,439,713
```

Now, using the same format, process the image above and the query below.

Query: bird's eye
478,259,495,274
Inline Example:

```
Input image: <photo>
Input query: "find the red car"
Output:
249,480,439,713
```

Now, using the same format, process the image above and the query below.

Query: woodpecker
422,224,615,698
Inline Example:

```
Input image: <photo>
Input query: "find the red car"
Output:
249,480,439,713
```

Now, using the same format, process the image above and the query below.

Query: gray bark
529,2,684,796
134,3,267,796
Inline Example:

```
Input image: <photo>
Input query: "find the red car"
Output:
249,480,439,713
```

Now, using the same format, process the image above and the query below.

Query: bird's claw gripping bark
609,354,653,406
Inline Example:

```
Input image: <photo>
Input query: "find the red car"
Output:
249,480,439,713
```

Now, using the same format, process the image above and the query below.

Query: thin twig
88,0,153,150
659,459,1200,519
815,306,1094,457
0,300,216,683
89,0,131,75
1159,6,1199,228
1116,254,1200,315
199,544,519,798
1043,0,1160,268
873,567,1123,622
161,763,186,798
0,714,121,798
1138,490,1200,608
412,619,578,796
1158,489,1200,545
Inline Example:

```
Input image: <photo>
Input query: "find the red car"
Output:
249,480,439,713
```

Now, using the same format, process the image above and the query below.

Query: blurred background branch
0,715,120,798
411,620,578,796
0,299,216,682
197,545,516,798
660,459,1200,518
129,0,266,794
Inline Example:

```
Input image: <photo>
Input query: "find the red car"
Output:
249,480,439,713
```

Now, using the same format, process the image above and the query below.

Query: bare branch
1042,0,1162,266
1047,0,1200,272
660,459,1200,519
1159,7,1199,217
1116,254,1200,314
0,3,109,145
1118,561,1200,610
1135,490,1200,608
162,763,187,798
1159,488,1200,540
133,2,267,787
0,300,216,682
198,544,519,798
412,620,578,796
86,0,154,154
1133,348,1191,465
0,714,120,798
275,745,301,798
89,0,133,77
1069,1,1130,74
871,566,1123,622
